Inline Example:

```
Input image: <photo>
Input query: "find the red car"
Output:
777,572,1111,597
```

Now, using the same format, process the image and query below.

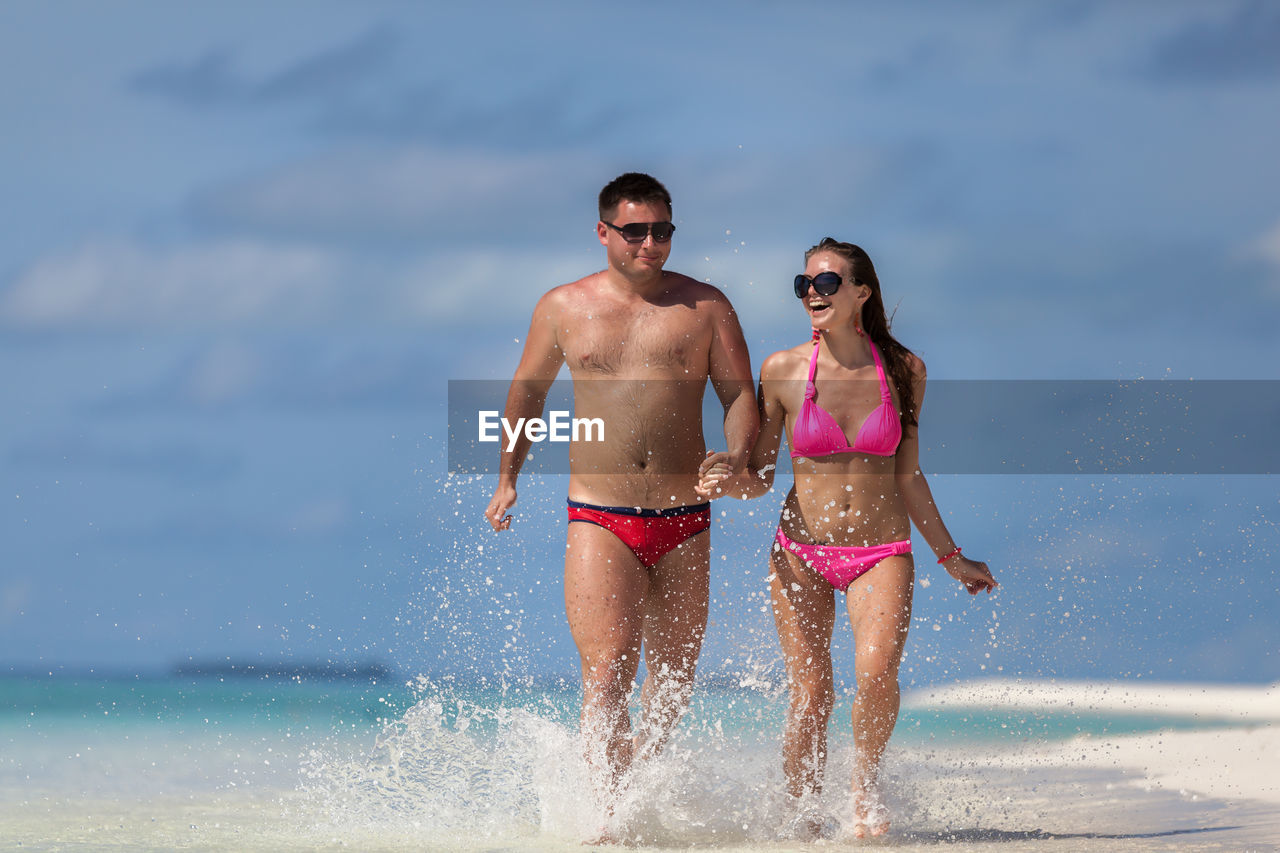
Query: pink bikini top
790,330,902,459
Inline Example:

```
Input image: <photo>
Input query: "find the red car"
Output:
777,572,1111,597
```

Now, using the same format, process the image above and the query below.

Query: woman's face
799,250,868,331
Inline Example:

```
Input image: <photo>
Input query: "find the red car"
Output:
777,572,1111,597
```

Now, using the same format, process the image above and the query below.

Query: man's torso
556,271,715,508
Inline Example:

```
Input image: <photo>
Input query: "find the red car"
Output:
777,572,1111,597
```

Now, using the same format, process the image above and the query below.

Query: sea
3,671,1276,852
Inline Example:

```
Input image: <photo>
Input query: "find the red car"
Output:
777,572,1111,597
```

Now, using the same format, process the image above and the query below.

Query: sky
2,1,1278,687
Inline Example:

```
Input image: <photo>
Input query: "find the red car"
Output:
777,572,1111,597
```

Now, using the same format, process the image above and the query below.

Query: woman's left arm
895,356,998,595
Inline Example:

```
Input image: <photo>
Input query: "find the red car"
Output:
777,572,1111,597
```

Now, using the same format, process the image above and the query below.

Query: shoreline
904,677,1280,722
904,678,1280,806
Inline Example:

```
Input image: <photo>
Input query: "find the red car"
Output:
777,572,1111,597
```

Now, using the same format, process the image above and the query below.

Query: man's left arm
707,294,758,477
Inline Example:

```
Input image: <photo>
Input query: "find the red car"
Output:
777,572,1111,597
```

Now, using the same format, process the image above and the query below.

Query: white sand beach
906,678,1280,724
893,679,1280,850
904,678,1280,804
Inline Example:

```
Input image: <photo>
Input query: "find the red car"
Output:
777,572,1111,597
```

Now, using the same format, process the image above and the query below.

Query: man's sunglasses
793,272,845,299
603,220,676,244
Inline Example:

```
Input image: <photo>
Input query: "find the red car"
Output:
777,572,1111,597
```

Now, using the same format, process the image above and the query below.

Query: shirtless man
484,173,757,797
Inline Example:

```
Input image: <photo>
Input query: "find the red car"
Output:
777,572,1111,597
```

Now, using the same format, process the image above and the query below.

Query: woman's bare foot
850,787,890,838
783,802,828,841
581,826,620,846
581,803,630,847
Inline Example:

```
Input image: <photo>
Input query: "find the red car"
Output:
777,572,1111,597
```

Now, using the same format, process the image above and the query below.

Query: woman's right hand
944,555,998,595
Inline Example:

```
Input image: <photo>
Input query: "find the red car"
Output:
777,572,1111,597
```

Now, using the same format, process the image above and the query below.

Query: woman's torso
776,339,910,547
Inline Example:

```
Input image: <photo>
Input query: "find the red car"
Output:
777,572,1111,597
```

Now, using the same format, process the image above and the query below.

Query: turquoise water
1,673,1242,743
3,673,423,732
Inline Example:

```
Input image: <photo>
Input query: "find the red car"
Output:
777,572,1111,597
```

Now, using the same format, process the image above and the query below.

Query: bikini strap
805,331,821,399
868,340,892,403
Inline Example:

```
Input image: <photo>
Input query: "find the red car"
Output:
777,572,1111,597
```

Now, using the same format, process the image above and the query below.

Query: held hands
485,482,517,532
696,451,738,499
943,554,998,595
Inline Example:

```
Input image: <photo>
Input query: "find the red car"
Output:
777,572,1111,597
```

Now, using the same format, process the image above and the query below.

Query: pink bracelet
937,546,962,564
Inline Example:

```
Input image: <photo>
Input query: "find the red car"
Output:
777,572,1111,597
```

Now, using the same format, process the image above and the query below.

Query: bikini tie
806,329,821,398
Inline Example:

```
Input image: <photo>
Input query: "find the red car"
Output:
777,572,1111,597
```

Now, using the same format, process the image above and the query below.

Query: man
484,173,757,797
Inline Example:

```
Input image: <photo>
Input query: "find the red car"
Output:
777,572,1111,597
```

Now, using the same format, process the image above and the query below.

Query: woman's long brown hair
804,237,919,429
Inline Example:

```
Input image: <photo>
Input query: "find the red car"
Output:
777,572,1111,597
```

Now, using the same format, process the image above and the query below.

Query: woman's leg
845,553,914,836
770,545,837,799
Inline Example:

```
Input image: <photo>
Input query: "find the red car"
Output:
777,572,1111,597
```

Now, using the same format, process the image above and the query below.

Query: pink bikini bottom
774,528,911,591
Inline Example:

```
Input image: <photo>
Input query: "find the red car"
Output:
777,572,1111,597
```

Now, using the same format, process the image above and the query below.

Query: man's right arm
705,290,758,477
485,290,566,531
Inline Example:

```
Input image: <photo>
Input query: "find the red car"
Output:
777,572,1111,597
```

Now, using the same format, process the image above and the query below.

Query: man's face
597,199,673,277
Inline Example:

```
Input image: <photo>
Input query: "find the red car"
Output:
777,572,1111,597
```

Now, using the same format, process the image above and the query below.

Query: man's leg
635,528,710,760
564,520,649,791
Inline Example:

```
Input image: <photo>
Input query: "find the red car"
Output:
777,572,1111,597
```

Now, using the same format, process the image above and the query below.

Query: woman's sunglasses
793,272,844,299
603,221,676,244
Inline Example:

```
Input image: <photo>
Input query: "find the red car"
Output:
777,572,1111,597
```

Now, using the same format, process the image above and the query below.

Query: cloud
0,142,967,335
128,49,241,106
0,238,348,329
182,338,266,406
1237,217,1280,295
192,146,605,245
85,334,461,412
0,231,592,333
1244,218,1280,268
192,141,930,249
1,579,33,626
1140,1,1280,83
129,27,622,148
255,28,395,101
862,37,954,89
129,27,395,106
310,75,626,148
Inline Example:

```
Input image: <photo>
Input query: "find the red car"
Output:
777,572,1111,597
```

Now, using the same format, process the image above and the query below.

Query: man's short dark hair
598,172,672,221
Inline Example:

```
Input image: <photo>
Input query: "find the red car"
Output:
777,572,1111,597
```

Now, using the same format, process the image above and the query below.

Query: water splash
290,673,861,847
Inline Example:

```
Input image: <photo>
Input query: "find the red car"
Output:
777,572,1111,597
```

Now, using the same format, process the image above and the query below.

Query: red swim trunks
567,499,711,568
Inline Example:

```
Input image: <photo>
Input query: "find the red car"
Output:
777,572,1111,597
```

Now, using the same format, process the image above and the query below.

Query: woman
698,238,997,838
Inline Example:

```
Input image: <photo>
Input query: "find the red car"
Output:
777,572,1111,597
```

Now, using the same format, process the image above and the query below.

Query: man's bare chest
560,305,709,376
